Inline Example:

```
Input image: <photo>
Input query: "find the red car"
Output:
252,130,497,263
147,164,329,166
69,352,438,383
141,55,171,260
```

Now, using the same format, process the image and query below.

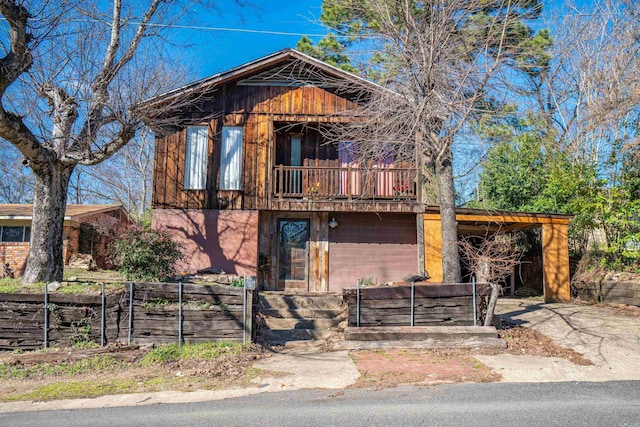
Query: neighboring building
146,49,572,302
0,204,130,276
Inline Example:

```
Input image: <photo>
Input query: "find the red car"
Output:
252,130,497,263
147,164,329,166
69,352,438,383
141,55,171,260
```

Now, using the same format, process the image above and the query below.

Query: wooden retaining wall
575,280,640,306
343,283,491,327
0,282,252,350
126,283,248,344
0,293,122,351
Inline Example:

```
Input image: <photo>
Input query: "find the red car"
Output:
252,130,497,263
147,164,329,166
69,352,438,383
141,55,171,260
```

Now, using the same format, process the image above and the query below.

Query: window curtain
220,126,243,190
184,126,209,190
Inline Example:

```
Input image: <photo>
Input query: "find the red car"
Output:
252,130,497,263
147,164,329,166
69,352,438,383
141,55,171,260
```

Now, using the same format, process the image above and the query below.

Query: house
146,49,572,302
0,204,130,276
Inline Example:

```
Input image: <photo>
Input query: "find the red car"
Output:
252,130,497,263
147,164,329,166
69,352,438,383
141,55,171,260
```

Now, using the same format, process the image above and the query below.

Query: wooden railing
272,165,417,200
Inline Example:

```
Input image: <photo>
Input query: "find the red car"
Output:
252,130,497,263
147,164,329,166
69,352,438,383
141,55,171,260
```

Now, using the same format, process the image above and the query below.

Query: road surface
2,381,639,426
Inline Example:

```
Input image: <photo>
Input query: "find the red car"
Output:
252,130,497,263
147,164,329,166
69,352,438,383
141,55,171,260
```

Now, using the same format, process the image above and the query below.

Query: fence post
356,280,361,328
43,283,48,349
178,281,183,346
101,283,106,346
243,276,256,345
410,280,415,327
472,276,477,327
128,282,134,345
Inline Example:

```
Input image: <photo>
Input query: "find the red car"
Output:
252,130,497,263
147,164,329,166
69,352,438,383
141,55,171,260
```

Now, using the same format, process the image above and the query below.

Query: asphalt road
2,381,640,426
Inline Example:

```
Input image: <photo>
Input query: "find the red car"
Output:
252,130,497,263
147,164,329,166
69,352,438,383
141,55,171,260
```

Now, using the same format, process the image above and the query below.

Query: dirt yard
0,314,598,401
349,324,592,388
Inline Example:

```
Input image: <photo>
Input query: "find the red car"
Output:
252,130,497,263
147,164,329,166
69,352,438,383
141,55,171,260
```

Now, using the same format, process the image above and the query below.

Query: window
184,126,209,190
0,226,30,242
220,126,243,190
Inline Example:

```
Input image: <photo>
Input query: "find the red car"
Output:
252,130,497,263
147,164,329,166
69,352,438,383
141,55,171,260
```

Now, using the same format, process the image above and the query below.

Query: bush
111,226,185,281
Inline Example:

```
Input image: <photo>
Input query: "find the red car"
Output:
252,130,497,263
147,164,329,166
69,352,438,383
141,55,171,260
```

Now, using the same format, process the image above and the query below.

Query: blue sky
168,0,326,79
162,0,596,80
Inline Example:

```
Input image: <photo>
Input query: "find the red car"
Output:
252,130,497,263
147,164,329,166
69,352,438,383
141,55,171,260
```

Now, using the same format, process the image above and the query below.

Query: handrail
272,165,417,200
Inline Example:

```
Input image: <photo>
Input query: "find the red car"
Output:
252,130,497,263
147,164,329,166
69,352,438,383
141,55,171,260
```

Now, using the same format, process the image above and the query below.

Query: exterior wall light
329,217,339,229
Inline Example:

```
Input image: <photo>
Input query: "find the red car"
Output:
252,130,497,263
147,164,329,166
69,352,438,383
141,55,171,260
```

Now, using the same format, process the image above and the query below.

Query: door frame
259,211,329,293
276,217,310,291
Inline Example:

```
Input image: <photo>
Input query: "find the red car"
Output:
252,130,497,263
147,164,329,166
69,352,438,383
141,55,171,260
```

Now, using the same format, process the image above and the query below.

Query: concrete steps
257,293,347,346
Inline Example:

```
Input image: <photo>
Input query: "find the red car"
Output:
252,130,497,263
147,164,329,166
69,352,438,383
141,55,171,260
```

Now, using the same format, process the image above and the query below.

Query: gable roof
141,48,381,108
0,204,127,222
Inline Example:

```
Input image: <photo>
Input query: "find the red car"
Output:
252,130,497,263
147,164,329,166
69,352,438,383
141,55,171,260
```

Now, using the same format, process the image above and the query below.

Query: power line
75,19,329,37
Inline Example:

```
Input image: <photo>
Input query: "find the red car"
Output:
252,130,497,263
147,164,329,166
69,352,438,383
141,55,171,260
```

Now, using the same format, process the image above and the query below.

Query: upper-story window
184,126,209,190
220,126,243,190
0,226,30,242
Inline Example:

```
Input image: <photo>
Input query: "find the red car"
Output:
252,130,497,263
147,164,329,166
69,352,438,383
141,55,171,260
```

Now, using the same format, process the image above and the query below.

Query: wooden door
277,219,309,291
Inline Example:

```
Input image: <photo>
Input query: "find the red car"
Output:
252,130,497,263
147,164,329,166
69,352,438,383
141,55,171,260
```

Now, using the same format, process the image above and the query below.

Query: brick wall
328,213,418,291
63,225,80,265
0,242,29,276
73,211,130,268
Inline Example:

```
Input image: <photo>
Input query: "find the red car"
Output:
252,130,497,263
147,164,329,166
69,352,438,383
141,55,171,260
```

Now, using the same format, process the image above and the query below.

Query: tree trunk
435,147,462,283
22,164,74,284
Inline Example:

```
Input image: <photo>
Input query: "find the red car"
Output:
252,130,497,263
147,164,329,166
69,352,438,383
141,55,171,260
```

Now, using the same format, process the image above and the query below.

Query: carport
423,208,573,303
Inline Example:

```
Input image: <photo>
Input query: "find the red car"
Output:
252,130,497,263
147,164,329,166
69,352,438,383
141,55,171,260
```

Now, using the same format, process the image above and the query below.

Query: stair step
259,308,346,320
263,317,343,330
344,325,499,341
259,294,344,310
264,328,337,344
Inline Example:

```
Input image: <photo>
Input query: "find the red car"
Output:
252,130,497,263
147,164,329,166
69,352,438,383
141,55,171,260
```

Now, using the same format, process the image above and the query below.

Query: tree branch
0,0,46,167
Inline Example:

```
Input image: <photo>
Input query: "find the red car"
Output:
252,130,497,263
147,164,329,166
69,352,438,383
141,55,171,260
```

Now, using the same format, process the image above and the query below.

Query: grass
0,273,126,295
0,341,255,402
140,341,245,365
6,379,138,402
0,277,20,293
0,355,126,380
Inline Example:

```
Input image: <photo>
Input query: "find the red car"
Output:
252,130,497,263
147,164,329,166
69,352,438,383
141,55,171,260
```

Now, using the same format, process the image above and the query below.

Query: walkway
475,299,640,382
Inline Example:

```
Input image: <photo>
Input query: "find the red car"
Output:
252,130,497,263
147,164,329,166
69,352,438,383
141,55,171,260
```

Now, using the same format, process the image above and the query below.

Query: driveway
475,299,640,382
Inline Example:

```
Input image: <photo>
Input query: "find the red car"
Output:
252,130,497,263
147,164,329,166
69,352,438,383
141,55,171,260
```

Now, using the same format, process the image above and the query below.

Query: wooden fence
0,282,253,351
343,283,492,327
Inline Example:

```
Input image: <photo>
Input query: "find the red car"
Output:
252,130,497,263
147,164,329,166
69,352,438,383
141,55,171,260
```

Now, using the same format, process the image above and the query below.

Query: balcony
271,165,417,211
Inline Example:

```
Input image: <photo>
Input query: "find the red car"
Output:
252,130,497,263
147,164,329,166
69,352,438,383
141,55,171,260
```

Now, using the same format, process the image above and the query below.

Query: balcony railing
272,165,417,200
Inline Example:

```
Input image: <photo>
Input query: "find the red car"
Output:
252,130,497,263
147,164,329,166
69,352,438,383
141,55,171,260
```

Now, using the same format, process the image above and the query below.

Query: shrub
111,226,185,281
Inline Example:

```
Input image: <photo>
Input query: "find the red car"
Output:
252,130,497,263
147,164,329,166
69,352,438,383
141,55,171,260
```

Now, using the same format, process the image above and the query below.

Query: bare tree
0,140,33,203
323,0,542,282
74,129,154,216
0,0,210,283
458,231,522,326
515,0,640,169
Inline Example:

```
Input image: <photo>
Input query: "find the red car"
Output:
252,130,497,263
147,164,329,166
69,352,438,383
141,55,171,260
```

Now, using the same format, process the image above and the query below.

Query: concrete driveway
475,299,640,382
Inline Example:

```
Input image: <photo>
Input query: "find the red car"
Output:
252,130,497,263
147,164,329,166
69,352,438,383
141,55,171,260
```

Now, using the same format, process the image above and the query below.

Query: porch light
329,217,339,229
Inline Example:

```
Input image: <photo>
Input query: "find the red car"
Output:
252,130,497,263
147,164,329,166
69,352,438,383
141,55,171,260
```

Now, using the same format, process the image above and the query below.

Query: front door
277,219,309,291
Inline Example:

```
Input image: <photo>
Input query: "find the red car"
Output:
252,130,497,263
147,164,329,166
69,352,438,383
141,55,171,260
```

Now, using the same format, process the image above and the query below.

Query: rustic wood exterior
149,49,573,302
151,50,419,214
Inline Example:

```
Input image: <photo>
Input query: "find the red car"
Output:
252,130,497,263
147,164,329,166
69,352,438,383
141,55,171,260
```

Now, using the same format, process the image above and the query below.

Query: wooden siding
152,84,360,210
424,212,571,303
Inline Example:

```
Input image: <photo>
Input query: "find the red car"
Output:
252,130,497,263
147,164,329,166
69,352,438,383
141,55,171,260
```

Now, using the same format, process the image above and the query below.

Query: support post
472,276,477,327
410,281,415,327
542,223,571,303
128,283,134,345
43,283,48,349
423,215,443,282
356,280,361,328
178,281,183,346
101,283,106,346
243,276,256,345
